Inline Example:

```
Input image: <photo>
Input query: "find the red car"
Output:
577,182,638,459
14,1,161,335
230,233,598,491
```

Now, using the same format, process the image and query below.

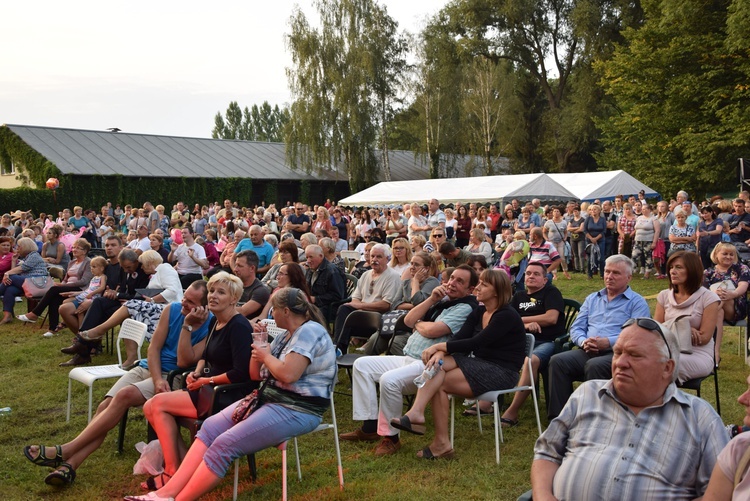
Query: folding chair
232,385,343,501
67,319,147,422
450,333,542,464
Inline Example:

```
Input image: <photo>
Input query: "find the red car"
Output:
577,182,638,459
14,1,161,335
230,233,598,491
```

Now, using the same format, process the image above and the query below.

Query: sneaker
339,428,380,442
374,437,402,456
42,331,57,338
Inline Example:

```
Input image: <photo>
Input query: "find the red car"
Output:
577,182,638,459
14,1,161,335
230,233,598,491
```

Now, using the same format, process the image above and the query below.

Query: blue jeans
532,340,556,372
588,240,605,277
196,400,321,477
0,274,26,312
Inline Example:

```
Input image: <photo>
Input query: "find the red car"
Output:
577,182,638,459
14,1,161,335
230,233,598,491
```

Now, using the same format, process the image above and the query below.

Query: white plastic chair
259,318,287,341
232,386,343,500
449,333,543,464
66,319,148,422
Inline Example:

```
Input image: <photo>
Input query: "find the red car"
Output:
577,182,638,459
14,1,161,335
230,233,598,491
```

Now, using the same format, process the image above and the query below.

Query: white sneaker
14,297,22,302
42,331,56,338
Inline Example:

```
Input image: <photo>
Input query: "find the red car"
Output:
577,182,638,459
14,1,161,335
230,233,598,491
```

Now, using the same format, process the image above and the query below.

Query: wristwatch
182,324,193,332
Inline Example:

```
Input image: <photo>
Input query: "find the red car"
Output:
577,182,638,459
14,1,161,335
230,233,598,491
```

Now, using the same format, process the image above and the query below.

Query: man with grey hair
531,319,727,500
297,232,318,262
305,244,346,322
426,199,446,230
332,243,401,354
546,254,650,419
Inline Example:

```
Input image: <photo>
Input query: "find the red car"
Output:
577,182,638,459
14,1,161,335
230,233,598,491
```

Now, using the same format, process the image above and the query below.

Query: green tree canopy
211,101,289,142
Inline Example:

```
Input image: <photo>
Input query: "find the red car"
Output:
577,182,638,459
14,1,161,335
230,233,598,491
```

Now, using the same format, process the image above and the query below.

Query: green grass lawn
1,273,748,500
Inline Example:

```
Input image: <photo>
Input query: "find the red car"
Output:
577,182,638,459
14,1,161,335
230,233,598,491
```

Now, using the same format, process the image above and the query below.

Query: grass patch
1,273,747,500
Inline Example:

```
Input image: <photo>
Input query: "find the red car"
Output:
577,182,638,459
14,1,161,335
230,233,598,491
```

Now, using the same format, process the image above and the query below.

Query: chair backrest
260,319,288,341
524,332,536,360
116,319,148,366
340,250,361,261
562,298,581,334
344,274,358,297
336,310,381,344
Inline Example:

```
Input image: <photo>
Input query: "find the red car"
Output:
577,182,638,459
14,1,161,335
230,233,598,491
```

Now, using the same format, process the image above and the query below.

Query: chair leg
492,398,501,465
118,409,129,453
294,437,302,482
247,453,257,482
715,371,721,416
66,378,72,422
87,385,93,422
232,458,239,501
477,400,482,435
449,396,455,448
329,395,344,490
280,442,288,501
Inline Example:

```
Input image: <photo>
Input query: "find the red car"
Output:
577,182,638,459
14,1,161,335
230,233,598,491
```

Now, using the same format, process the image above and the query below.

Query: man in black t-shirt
498,262,565,426
285,203,311,240
728,198,750,244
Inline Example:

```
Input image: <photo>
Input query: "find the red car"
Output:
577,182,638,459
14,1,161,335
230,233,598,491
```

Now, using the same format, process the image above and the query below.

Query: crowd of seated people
5,189,750,498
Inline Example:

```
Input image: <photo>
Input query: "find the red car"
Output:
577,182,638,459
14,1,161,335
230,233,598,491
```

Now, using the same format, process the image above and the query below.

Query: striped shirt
534,380,727,500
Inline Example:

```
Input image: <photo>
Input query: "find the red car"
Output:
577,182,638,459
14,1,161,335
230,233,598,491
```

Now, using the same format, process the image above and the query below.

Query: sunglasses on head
621,317,672,360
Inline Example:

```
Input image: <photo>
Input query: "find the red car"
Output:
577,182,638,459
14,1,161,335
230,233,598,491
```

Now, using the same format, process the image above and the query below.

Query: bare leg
144,391,197,476
401,356,458,425
151,439,213,500
59,302,80,333
425,367,473,455
502,355,540,422
122,339,139,367
82,305,131,339
28,386,146,470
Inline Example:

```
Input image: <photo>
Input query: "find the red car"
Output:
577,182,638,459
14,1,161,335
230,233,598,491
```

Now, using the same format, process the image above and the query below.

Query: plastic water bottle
0,407,11,416
414,360,443,388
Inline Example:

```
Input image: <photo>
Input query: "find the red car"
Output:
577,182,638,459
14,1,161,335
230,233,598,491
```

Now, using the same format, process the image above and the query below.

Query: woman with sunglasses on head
655,251,720,384
125,288,336,501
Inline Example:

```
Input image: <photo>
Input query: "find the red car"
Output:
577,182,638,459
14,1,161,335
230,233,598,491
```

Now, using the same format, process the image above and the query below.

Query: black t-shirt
287,213,311,240
510,283,565,343
728,212,750,242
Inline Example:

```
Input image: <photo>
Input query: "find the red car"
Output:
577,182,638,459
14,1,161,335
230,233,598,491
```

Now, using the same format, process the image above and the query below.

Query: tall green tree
596,0,749,198
285,0,407,191
211,101,288,142
430,0,641,172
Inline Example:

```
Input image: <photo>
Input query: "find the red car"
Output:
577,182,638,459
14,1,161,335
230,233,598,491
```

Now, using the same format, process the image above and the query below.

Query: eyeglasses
393,246,406,250
621,317,672,360
433,234,444,238
364,236,371,240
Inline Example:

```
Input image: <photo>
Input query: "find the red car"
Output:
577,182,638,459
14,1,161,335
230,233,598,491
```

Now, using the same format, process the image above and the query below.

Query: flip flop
44,462,76,486
500,417,519,428
462,405,493,417
23,444,63,468
141,472,172,491
417,446,455,460
390,415,426,435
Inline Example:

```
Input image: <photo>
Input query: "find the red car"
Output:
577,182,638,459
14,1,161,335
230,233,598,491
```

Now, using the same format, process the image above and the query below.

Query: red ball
45,177,59,190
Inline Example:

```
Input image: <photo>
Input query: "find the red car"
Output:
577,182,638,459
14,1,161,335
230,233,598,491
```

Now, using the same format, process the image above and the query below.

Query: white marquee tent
339,173,577,206
339,170,659,206
547,170,658,202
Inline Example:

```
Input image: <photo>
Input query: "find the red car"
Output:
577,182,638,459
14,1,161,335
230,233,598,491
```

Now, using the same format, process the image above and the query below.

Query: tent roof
547,171,659,202
339,173,578,206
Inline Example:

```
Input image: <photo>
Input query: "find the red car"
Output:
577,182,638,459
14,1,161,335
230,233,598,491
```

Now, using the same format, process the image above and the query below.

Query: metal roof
4,124,471,182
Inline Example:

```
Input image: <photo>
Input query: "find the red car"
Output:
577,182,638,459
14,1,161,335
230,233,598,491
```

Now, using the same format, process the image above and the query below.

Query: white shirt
172,242,206,275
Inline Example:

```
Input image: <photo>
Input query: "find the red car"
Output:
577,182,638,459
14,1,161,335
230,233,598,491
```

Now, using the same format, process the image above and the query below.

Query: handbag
22,275,54,298
190,384,215,419
231,330,292,424
231,385,263,423
662,314,693,354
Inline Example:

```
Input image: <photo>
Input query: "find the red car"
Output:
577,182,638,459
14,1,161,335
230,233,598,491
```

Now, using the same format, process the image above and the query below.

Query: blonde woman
389,237,412,276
